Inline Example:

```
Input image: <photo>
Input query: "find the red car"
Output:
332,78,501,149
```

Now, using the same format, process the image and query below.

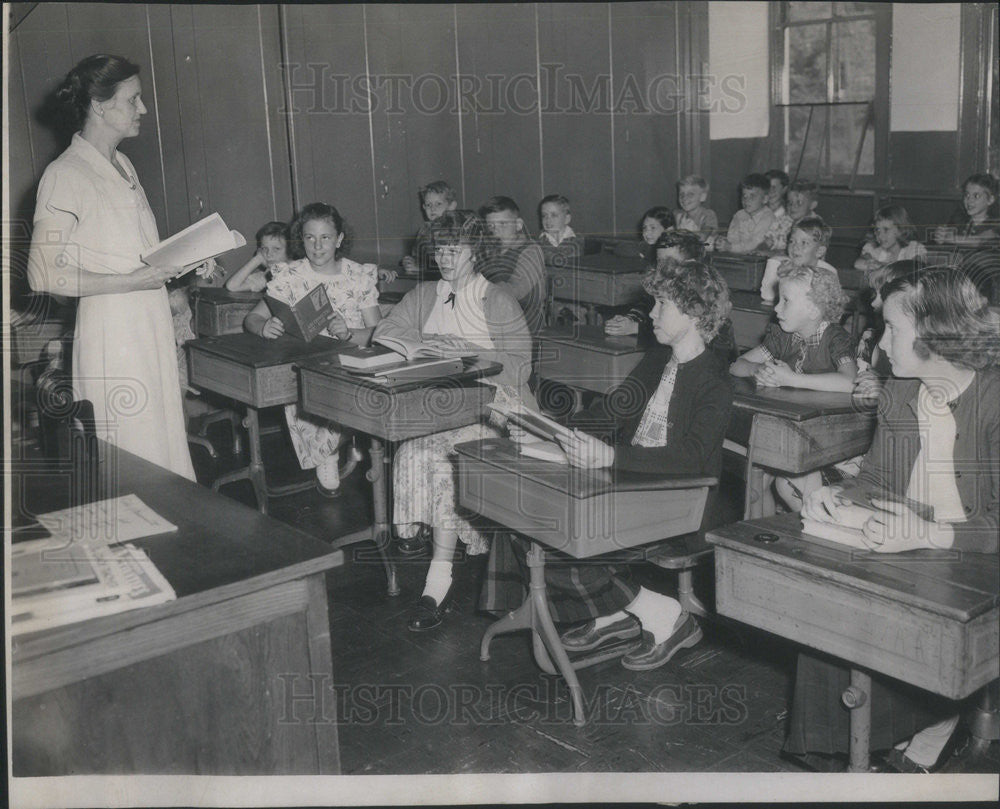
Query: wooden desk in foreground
297,357,504,598
455,437,713,725
11,442,343,775
187,333,348,512
727,380,878,518
707,513,999,770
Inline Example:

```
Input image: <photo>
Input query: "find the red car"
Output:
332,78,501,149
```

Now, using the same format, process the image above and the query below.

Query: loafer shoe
560,614,641,652
396,534,429,556
621,612,703,671
407,594,451,632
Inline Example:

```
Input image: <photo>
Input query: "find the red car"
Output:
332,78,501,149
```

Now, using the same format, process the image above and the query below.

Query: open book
487,402,574,444
142,212,246,273
800,503,877,549
373,334,476,362
265,285,334,342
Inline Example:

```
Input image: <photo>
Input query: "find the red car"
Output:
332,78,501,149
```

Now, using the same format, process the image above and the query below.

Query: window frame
769,2,891,189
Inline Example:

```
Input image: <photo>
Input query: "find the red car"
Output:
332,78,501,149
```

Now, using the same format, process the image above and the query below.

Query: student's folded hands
755,359,796,387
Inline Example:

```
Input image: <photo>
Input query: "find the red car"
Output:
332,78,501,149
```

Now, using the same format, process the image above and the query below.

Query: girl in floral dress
243,203,381,494
373,210,535,631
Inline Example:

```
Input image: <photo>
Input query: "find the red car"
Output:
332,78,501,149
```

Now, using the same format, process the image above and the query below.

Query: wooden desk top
707,513,999,623
187,333,348,369
574,253,648,274
191,287,263,305
730,377,876,421
11,443,343,656
296,355,502,394
537,325,650,355
454,437,716,499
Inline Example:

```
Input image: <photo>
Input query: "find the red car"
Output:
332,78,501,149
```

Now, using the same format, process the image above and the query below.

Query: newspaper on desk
10,495,178,635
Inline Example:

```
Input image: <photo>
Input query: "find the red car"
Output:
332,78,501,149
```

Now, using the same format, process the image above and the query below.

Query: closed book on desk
351,356,466,383
335,344,403,370
265,285,334,342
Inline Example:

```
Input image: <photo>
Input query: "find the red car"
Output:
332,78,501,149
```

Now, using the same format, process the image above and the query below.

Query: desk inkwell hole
754,532,779,544
481,441,498,451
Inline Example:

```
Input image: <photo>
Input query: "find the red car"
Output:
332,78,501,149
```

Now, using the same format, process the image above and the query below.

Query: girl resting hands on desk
484,258,735,672
244,203,382,495
786,267,1000,773
372,210,535,633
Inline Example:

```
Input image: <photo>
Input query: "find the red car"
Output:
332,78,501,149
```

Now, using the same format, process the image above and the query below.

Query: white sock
592,610,629,629
898,715,960,767
421,559,453,603
625,587,683,645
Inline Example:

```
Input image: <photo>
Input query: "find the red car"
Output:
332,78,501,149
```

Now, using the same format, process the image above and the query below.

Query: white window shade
890,3,960,132
709,1,770,140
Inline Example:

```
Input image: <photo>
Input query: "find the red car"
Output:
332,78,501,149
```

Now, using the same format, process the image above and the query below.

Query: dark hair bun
52,54,140,132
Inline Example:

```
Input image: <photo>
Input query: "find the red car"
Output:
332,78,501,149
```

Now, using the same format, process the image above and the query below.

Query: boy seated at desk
537,194,582,268
763,179,820,256
714,173,775,254
933,173,1000,247
730,261,856,512
673,174,718,243
788,267,1000,773
402,180,459,277
481,258,734,671
760,215,838,303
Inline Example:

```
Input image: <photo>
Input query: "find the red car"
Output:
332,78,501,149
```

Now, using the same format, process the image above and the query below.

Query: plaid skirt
783,651,956,756
478,532,641,624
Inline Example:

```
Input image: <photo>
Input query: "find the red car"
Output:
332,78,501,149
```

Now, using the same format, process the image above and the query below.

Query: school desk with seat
454,436,715,726
11,438,344,775
191,286,263,336
725,378,878,519
707,512,999,772
296,357,504,598
186,333,357,513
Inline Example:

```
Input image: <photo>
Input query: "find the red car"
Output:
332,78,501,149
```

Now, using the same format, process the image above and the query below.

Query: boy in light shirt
764,178,819,254
673,174,719,242
537,194,582,266
760,215,837,303
715,173,775,253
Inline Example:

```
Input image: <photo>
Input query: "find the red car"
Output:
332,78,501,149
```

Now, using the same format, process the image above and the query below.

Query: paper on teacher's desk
11,543,176,636
35,493,178,547
142,211,246,271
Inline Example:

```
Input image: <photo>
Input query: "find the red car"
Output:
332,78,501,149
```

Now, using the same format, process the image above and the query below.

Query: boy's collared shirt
674,206,719,237
539,225,577,247
726,206,776,253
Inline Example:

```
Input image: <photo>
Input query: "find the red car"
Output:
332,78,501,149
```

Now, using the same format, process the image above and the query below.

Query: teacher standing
27,54,195,479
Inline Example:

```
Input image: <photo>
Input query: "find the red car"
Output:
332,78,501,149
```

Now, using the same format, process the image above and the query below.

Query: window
772,2,890,185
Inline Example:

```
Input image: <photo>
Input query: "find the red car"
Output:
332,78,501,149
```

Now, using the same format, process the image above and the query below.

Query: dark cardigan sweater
568,344,733,479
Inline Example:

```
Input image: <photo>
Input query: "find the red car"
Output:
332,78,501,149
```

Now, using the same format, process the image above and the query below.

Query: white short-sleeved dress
34,134,195,480
265,258,379,470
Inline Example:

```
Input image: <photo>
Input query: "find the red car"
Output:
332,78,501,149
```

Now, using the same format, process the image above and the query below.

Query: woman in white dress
28,54,194,479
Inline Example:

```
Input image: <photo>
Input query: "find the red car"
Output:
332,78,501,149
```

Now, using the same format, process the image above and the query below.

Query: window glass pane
829,104,873,176
835,2,876,17
787,2,831,21
787,106,828,178
832,19,875,101
787,23,828,103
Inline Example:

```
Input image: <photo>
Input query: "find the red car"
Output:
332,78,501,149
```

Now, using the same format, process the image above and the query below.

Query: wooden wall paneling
365,4,463,264
888,132,959,194
675,2,711,193
64,3,167,228
708,137,765,226
165,4,287,270
455,3,542,219
609,1,679,239
536,2,614,241
258,5,296,227
281,4,378,263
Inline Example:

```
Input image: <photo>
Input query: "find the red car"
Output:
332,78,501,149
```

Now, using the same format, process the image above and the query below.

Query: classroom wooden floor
184,413,998,775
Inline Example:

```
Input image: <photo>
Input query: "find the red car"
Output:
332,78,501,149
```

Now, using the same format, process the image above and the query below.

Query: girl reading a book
786,267,1000,772
481,258,734,671
372,210,534,632
244,202,381,495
